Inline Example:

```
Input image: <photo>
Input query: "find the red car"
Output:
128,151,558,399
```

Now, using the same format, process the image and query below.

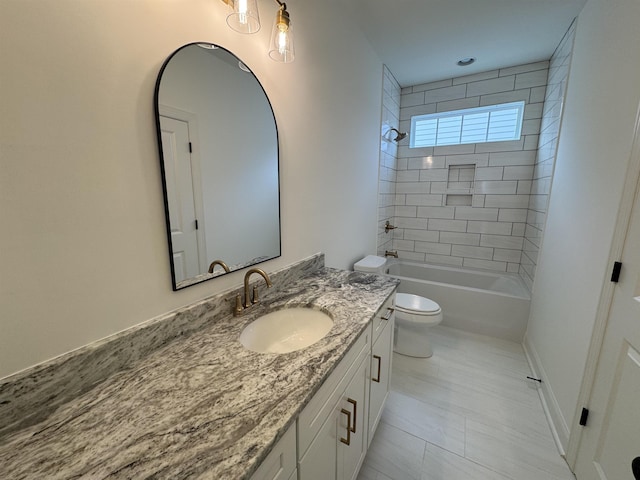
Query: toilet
353,255,443,358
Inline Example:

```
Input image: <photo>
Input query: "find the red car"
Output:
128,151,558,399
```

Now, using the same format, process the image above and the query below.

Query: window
410,101,525,148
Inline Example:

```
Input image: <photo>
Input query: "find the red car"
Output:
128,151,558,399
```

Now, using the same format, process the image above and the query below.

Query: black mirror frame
153,42,281,291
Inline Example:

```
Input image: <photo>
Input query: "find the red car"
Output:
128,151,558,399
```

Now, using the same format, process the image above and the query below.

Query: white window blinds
410,101,525,148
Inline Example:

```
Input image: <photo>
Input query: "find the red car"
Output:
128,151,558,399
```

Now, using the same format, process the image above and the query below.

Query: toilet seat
395,293,441,316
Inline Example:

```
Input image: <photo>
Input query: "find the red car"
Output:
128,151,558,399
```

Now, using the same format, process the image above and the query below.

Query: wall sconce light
220,0,295,62
269,0,295,63
222,0,261,34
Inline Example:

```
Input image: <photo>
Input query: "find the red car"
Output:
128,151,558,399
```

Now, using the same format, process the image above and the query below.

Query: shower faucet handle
384,221,396,233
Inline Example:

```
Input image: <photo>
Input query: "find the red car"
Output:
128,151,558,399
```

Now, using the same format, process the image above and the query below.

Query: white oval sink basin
239,308,333,354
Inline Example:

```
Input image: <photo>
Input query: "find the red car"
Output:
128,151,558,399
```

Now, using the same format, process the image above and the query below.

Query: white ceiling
340,0,588,87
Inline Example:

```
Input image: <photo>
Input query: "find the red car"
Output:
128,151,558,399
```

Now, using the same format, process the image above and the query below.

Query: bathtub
384,259,531,342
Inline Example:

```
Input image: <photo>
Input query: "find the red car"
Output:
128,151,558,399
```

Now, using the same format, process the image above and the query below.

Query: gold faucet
234,268,273,316
385,250,399,258
208,260,230,274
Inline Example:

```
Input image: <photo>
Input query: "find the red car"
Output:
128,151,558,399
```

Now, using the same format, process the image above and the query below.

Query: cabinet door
250,422,297,480
337,355,370,480
298,330,371,457
298,408,337,480
368,315,394,446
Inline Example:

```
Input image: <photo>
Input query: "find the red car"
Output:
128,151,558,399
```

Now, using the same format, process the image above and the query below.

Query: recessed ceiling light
457,57,476,67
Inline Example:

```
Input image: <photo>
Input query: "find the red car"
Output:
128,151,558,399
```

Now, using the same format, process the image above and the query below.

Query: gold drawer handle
340,408,351,445
381,307,395,321
347,398,357,433
372,355,382,383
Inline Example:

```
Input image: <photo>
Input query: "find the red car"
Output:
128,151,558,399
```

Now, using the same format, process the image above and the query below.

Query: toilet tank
353,255,387,274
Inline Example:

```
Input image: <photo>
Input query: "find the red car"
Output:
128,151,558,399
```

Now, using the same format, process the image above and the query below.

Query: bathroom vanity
0,255,398,479
251,291,394,480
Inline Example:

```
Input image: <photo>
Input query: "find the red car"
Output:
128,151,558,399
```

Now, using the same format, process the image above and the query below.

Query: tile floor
357,325,576,480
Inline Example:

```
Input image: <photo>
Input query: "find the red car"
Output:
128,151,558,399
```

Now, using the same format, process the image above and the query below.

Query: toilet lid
395,293,441,315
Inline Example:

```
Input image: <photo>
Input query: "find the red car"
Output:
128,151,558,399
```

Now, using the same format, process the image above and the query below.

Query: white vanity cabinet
368,296,395,445
296,291,396,480
250,422,297,480
297,326,371,480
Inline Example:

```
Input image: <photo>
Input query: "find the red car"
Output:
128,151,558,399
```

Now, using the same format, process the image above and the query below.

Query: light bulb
238,0,248,24
277,27,288,54
226,0,260,34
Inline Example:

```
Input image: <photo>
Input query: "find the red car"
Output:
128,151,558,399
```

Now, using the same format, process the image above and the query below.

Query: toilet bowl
353,255,443,358
394,293,442,358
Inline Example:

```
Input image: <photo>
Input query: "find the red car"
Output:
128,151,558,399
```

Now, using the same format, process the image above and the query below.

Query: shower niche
445,164,475,206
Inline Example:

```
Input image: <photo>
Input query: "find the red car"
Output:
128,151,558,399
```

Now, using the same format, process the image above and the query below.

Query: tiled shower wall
377,66,401,255
521,21,576,290
389,61,550,273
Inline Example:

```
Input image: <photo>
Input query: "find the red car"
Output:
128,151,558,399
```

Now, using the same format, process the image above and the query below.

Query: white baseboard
522,333,571,456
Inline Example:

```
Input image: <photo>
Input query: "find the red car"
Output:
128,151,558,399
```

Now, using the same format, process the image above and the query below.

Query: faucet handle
384,221,397,233
234,294,244,316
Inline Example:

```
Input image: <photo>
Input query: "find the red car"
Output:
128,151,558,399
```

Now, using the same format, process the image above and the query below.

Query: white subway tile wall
521,20,576,290
377,25,574,281
377,66,402,256
391,60,550,274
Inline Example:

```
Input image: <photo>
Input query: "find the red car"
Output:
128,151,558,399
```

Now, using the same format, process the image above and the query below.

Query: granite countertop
0,267,398,479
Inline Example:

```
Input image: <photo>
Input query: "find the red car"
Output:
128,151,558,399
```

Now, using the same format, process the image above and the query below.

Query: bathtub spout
385,250,398,258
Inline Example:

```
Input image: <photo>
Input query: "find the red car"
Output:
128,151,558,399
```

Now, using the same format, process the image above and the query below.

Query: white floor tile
465,418,575,480
357,463,379,480
360,422,426,480
358,325,575,480
421,443,511,480
381,391,466,456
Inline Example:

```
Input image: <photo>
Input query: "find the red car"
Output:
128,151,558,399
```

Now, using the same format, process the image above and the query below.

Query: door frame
159,105,208,276
566,104,640,468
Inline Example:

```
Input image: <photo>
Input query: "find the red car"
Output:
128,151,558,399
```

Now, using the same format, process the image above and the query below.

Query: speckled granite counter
0,259,398,479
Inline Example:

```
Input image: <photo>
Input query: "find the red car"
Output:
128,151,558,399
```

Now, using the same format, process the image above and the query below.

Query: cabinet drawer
372,292,395,343
250,422,296,480
298,326,371,457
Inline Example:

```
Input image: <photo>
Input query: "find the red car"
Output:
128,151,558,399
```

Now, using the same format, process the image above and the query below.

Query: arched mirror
154,43,281,290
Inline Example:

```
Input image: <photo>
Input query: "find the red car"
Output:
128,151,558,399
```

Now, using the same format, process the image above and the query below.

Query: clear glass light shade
269,13,295,63
226,0,261,34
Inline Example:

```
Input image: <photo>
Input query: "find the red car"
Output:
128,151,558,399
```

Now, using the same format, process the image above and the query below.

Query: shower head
389,128,408,142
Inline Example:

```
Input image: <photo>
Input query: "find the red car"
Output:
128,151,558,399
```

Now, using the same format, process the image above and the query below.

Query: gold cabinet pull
372,355,382,383
381,307,395,321
340,408,351,445
347,398,357,433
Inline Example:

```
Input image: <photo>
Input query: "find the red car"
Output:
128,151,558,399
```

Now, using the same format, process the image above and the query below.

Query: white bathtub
384,260,531,342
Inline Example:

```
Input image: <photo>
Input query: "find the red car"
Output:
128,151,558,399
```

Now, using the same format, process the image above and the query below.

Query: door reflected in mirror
155,43,281,290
